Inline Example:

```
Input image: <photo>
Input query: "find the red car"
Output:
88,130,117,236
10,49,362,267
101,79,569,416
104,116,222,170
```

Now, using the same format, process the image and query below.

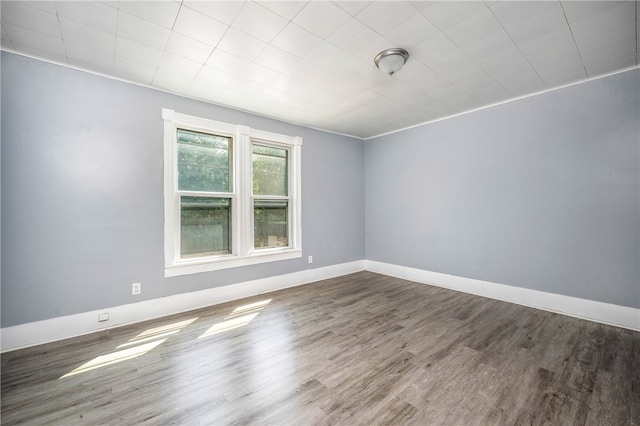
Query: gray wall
1,52,365,327
366,68,640,308
2,51,638,329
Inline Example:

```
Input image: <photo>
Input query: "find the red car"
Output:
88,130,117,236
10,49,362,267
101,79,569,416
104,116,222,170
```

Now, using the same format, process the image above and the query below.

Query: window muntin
163,109,302,276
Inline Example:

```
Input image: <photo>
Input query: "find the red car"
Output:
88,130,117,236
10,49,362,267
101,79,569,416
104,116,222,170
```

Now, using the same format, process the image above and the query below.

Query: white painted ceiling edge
3,48,638,142
364,64,640,140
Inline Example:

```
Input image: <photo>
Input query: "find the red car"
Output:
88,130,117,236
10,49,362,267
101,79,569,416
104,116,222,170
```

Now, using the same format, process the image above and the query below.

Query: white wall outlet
98,312,109,322
308,255,313,264
132,282,141,295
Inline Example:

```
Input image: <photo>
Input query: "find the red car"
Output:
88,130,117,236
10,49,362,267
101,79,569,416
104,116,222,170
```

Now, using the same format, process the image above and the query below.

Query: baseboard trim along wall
365,260,640,332
3,260,638,352
0,260,365,353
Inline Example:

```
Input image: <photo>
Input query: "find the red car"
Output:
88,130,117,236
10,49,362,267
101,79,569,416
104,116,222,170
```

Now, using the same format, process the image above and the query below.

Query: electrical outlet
308,255,313,264
98,312,109,322
132,282,141,295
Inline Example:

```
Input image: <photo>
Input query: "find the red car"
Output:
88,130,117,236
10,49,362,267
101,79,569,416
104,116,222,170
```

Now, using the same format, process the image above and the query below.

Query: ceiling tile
529,49,585,83
257,1,307,20
383,13,439,49
207,49,252,77
585,54,637,76
426,49,475,81
503,2,568,44
116,1,180,29
173,6,228,47
326,18,380,54
10,42,68,63
67,58,113,76
59,17,116,54
581,39,636,70
19,1,57,14
543,70,589,87
231,2,288,43
292,2,351,39
1,25,14,49
332,1,372,17
271,23,322,58
290,59,349,89
0,2,61,38
216,28,266,62
474,46,528,76
570,2,636,43
253,44,299,75
181,1,245,25
165,32,215,63
418,101,457,119
418,1,487,31
153,67,196,90
278,77,328,102
429,83,482,112
412,33,458,64
303,41,352,70
115,37,163,66
158,51,202,77
2,22,65,56
493,64,546,96
464,79,510,105
330,54,375,81
206,49,284,88
394,60,452,93
195,64,233,86
356,35,397,64
55,1,117,34
518,27,576,61
461,29,514,63
65,40,114,69
446,8,502,48
575,24,636,55
116,11,171,50
113,55,157,84
489,1,555,26
561,1,626,24
355,1,417,35
189,74,230,98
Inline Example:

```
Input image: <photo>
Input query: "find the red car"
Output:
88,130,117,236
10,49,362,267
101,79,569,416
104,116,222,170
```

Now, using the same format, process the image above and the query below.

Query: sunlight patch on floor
60,339,166,378
60,317,198,379
199,299,271,339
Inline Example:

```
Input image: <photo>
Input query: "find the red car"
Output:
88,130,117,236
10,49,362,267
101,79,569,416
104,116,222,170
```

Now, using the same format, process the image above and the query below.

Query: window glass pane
253,144,288,196
178,129,232,192
254,200,288,249
181,196,231,258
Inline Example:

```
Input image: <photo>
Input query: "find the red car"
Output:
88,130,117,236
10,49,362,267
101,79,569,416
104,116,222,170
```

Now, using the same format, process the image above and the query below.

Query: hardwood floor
2,271,639,425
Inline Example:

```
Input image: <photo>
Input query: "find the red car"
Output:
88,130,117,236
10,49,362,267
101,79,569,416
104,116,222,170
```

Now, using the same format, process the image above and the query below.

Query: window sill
165,249,303,277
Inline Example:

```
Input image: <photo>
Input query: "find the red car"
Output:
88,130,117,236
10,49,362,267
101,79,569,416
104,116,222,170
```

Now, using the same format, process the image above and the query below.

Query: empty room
1,1,639,424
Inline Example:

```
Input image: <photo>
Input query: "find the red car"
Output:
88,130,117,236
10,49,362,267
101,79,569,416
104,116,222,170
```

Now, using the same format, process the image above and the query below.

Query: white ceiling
1,1,638,139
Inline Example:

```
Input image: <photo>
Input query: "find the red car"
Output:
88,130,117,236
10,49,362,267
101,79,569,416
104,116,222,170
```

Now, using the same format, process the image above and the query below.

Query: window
163,109,302,277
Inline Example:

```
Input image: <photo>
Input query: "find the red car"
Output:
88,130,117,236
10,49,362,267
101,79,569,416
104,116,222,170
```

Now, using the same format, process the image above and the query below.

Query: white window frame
163,109,302,277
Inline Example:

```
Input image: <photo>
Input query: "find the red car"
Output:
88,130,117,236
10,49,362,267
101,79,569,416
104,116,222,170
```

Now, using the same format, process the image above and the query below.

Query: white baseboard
364,260,640,332
3,259,637,352
1,260,365,353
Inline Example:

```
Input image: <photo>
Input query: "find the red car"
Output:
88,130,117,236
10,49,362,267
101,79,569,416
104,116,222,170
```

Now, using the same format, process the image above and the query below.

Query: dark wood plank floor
2,271,639,425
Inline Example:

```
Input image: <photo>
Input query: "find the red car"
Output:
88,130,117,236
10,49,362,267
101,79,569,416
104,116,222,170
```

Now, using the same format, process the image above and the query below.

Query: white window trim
163,108,302,277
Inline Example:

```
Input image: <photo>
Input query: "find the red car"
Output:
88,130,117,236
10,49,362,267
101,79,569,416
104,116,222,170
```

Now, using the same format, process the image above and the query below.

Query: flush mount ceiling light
374,48,409,76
